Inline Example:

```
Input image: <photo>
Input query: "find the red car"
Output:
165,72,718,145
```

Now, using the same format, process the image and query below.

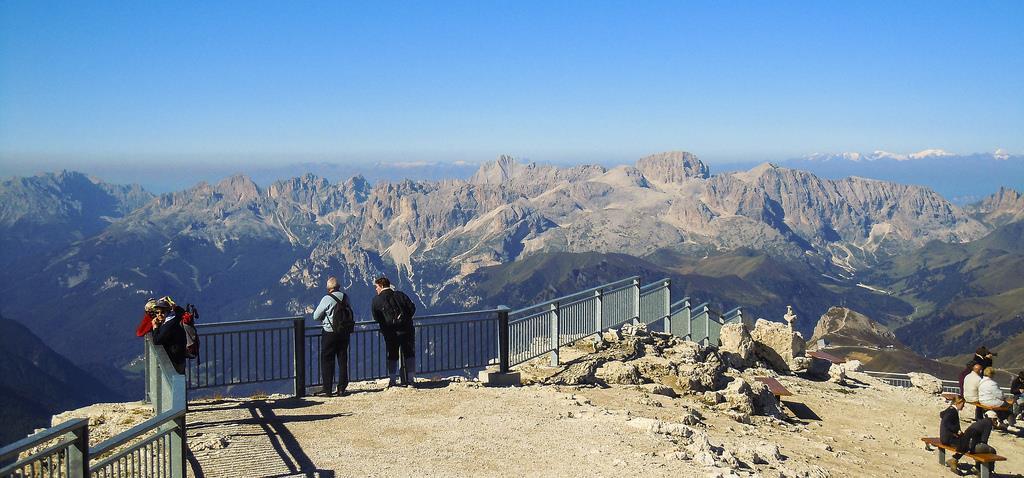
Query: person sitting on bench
963,363,984,420
978,367,1018,431
948,411,1000,474
1011,370,1023,421
940,396,965,451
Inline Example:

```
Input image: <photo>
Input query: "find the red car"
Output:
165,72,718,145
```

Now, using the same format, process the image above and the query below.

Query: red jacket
136,308,192,337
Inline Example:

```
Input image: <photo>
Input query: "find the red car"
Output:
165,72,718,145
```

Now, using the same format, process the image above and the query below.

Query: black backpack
382,290,415,328
327,292,355,333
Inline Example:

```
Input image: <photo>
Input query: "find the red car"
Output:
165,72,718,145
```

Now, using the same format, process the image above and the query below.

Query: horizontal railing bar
640,278,670,292
670,297,691,310
509,310,551,325
0,418,87,461
90,408,185,457
89,428,176,471
415,317,499,328
200,328,291,338
0,435,78,475
511,276,640,315
416,309,505,320
197,316,304,329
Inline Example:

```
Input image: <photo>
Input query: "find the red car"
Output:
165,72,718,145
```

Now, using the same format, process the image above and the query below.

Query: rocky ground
179,324,1024,477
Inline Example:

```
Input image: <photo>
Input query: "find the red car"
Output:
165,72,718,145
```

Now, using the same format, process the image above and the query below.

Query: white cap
985,410,998,419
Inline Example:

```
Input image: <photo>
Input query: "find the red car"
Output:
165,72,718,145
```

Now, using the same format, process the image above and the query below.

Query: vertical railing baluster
662,280,671,333
293,318,306,397
549,302,560,366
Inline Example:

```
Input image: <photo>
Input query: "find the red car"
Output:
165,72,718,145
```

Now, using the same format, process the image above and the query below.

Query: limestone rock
719,323,755,368
703,391,725,405
842,359,864,373
676,351,727,393
723,379,755,415
596,360,644,385
828,363,847,384
751,319,806,372
805,357,832,380
640,383,678,398
908,372,943,395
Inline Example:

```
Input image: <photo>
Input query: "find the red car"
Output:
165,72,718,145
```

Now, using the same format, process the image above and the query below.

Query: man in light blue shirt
313,276,354,396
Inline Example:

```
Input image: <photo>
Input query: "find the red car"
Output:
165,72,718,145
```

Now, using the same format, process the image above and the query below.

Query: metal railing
863,371,1012,395
1,337,186,478
508,277,641,367
639,279,671,333
1,274,756,477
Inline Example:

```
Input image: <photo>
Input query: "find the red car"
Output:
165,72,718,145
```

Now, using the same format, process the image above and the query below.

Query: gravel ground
185,372,1024,478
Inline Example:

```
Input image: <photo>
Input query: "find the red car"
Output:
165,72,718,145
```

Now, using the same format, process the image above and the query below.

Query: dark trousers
321,330,350,393
383,330,415,361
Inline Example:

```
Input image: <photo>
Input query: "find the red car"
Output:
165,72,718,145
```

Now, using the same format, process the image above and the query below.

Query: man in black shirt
947,411,999,474
371,276,418,388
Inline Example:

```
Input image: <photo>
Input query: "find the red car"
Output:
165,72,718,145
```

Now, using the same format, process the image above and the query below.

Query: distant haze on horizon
2,1,1022,174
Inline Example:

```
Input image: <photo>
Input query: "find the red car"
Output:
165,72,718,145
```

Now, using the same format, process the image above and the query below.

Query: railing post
292,317,306,397
150,336,164,412
497,306,510,373
704,307,711,346
550,302,560,366
632,278,641,323
170,414,186,478
662,279,671,333
67,423,88,478
144,335,152,404
594,289,603,335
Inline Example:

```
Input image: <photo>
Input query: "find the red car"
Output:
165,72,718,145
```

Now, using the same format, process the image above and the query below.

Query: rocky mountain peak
470,154,521,184
965,187,1024,227
809,307,901,348
215,174,261,202
636,151,709,183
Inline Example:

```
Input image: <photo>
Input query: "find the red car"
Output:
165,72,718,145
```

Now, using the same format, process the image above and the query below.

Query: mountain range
0,151,1021,404
759,149,1024,205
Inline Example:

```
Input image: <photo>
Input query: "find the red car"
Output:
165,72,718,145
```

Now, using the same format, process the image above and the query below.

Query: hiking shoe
946,458,958,475
1007,425,1021,433
312,390,335,397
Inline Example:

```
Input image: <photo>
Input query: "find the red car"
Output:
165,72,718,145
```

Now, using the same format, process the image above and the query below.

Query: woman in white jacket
978,367,1018,431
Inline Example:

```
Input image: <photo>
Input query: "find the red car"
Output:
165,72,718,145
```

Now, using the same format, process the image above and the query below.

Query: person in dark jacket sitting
947,411,1000,474
151,299,187,374
1012,370,1024,421
940,396,965,473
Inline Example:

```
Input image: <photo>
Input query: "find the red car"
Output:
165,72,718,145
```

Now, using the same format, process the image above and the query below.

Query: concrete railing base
478,370,522,387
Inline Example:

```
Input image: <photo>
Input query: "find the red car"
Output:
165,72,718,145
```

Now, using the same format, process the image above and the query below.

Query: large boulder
908,372,943,395
595,360,644,385
722,378,755,415
720,378,785,417
719,323,755,368
676,351,727,393
751,319,806,372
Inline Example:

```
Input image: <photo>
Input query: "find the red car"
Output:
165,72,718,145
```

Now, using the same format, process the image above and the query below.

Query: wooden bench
969,401,1010,412
921,437,1006,478
807,350,845,364
754,376,793,401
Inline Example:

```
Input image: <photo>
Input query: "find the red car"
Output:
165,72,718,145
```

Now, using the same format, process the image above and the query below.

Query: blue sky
1,1,1022,174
